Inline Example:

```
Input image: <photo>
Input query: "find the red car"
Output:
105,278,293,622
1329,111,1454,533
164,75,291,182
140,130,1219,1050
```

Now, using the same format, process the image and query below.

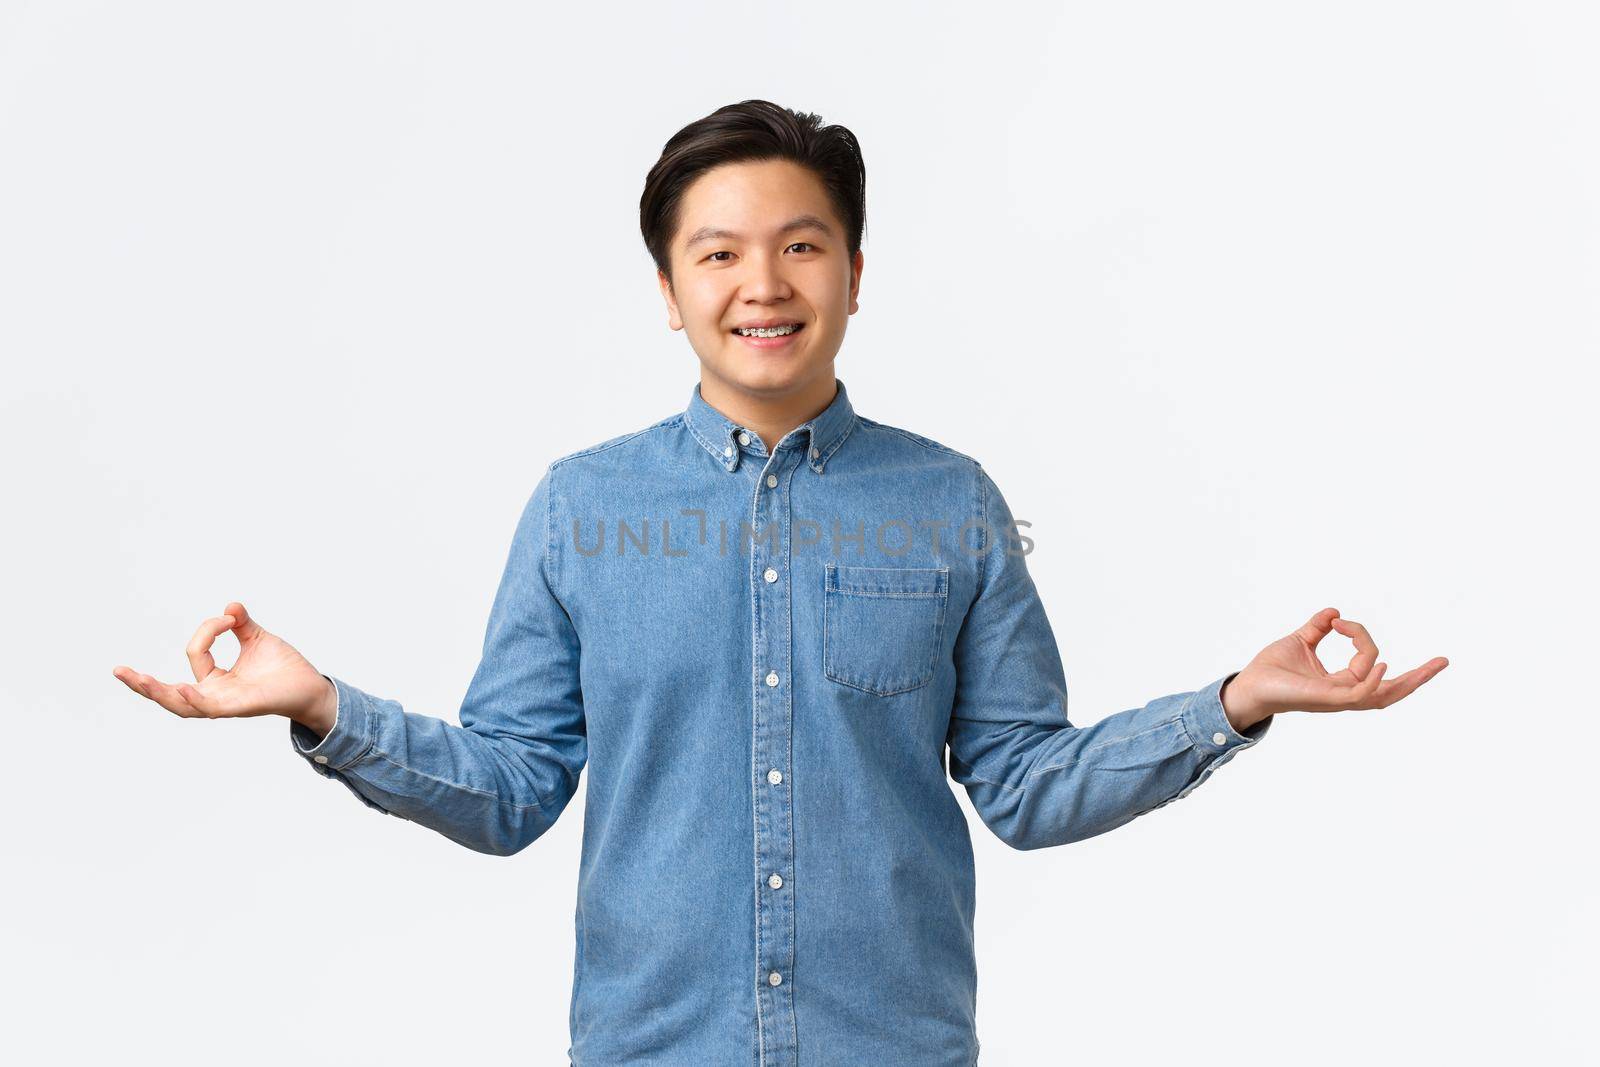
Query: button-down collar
683,375,857,475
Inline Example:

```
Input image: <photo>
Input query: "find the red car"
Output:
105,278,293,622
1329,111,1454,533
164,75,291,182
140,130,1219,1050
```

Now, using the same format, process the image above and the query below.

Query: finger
112,666,147,694
113,668,191,716
1293,608,1341,650
1344,661,1388,708
1328,617,1379,685
173,681,219,715
1371,657,1450,708
186,614,238,682
121,670,209,718
223,601,265,644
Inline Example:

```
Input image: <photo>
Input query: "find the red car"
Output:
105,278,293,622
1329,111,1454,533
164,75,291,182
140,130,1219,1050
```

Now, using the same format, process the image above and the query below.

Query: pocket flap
827,563,948,597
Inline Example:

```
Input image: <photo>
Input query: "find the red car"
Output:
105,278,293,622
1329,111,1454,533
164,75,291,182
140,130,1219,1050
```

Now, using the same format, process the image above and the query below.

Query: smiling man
113,99,1448,1065
653,129,859,459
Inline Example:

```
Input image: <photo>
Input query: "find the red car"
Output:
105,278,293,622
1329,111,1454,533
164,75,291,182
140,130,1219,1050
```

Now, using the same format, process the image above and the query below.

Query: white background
3,2,1595,1064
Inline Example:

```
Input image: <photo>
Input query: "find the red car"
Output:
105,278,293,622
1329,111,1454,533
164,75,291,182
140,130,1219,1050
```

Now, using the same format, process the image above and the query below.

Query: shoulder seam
549,416,677,469
977,462,989,589
543,458,554,588
855,416,980,466
538,461,578,651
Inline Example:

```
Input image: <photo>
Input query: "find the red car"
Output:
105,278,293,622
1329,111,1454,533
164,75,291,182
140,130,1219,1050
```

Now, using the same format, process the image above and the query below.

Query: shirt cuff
1183,671,1272,750
289,674,375,774
1166,672,1272,803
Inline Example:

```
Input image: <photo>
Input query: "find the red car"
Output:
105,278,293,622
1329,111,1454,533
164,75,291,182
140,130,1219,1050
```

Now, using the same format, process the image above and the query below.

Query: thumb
223,601,266,643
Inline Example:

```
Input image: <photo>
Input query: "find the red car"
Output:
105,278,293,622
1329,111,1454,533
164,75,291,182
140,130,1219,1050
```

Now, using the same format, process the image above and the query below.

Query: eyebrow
683,214,835,250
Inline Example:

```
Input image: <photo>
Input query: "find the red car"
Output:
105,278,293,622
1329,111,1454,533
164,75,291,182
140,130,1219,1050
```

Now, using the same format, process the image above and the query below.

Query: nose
739,250,792,304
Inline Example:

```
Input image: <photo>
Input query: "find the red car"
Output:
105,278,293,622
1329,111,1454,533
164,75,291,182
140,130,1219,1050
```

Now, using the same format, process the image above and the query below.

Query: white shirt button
766,474,778,488
738,431,751,445
723,445,733,457
768,873,783,889
764,567,778,583
767,768,783,785
810,446,820,459
768,971,782,986
1212,731,1228,745
313,754,329,764
765,671,780,687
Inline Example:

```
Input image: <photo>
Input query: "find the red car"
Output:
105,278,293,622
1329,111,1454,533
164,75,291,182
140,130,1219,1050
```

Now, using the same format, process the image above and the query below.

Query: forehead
674,159,838,248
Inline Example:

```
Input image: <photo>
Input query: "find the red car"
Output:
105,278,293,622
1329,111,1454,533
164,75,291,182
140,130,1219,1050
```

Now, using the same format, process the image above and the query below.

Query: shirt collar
683,376,858,475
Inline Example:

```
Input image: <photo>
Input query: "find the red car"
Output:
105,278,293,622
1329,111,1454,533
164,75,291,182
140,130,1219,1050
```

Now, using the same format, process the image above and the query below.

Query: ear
847,249,864,316
658,269,684,331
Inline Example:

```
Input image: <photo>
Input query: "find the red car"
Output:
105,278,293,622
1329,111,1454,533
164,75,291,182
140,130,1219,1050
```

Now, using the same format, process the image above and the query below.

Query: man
113,99,1448,1065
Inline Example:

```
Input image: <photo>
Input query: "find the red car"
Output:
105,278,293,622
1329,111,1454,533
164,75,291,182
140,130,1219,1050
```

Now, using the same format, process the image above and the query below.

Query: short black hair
640,99,867,288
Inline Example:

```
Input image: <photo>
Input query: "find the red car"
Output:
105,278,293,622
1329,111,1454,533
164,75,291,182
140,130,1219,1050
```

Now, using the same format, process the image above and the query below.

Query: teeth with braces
735,324,800,337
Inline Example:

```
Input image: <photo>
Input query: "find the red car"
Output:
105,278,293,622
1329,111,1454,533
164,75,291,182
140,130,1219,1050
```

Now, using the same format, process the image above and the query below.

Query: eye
704,243,815,264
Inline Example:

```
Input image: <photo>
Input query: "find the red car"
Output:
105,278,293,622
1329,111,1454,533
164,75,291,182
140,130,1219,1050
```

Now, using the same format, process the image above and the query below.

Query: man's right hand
113,601,337,738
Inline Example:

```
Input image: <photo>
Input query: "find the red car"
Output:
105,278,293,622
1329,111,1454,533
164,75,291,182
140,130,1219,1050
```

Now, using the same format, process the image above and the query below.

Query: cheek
803,268,851,311
681,286,732,328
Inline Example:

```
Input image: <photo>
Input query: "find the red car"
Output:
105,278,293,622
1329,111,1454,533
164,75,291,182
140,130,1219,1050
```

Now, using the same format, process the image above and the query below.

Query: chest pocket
823,563,950,696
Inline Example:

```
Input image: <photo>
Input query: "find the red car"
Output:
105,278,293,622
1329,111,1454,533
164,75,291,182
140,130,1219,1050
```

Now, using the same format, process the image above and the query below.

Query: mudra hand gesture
112,601,337,735
1220,607,1449,732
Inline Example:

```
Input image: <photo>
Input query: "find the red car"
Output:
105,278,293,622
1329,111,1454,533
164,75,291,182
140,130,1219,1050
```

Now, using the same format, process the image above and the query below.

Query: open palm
1229,607,1448,720
112,601,330,722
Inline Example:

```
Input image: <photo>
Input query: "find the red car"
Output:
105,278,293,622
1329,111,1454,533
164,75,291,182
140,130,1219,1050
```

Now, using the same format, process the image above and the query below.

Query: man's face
659,158,863,400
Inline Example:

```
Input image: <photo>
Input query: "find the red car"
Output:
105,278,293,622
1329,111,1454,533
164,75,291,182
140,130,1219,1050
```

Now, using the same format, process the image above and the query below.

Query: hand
112,601,337,735
1220,607,1449,731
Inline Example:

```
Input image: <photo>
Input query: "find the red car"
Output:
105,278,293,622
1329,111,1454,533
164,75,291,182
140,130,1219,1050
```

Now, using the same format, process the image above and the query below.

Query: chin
703,348,803,387
728,361,823,396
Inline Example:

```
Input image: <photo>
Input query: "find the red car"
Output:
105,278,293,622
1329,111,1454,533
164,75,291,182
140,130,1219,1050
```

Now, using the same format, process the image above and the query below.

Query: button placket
750,445,799,1063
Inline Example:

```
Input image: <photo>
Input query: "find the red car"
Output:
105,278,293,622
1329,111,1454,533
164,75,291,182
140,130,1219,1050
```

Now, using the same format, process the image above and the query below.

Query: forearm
290,675,584,856
949,673,1270,851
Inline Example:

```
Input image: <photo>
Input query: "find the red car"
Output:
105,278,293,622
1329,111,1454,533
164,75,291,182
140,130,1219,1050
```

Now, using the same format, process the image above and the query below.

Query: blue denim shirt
291,376,1270,1065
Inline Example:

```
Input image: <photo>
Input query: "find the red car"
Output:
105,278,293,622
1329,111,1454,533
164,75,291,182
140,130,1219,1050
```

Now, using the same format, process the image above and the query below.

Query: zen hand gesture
112,601,337,736
1220,607,1448,731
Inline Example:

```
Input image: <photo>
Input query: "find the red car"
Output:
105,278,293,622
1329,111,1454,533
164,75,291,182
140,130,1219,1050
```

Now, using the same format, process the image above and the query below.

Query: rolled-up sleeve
945,465,1270,852
288,464,587,856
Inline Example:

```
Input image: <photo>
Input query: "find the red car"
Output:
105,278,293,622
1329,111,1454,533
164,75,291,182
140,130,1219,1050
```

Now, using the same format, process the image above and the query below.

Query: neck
699,369,838,453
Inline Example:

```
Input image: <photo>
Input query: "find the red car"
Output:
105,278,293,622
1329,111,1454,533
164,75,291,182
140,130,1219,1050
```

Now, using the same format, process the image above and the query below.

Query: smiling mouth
731,323,805,338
